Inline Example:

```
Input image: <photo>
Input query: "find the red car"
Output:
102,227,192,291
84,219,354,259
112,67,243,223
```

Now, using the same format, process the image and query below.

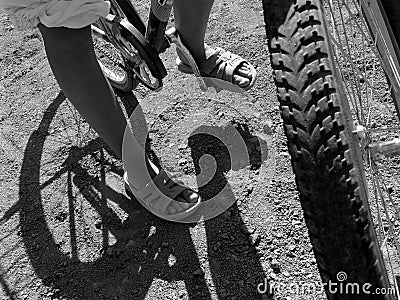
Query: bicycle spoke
372,168,400,284
324,0,400,291
268,0,400,294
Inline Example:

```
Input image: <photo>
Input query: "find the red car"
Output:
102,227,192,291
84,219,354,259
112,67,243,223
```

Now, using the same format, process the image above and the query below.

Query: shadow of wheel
18,92,131,299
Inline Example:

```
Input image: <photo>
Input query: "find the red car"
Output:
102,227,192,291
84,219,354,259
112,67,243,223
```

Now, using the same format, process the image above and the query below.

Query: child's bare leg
38,24,126,158
173,0,252,87
38,24,198,210
173,0,213,62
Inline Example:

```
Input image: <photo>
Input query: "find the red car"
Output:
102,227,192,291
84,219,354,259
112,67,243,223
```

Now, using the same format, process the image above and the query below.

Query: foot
176,43,255,89
126,157,200,215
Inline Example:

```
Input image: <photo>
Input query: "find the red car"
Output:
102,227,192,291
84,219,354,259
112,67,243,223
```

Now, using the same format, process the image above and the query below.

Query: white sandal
124,170,201,222
177,46,257,92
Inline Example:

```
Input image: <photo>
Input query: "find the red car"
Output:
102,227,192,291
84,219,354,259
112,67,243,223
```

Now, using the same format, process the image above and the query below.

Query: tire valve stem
353,121,368,149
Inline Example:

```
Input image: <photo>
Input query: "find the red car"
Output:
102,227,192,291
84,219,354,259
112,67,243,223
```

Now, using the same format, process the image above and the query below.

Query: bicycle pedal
166,27,208,92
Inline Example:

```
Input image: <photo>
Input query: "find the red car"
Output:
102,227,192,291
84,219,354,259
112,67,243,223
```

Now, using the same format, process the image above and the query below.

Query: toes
232,62,253,88
168,204,178,215
241,60,252,68
166,190,199,215
166,200,191,215
237,66,252,78
238,63,251,74
181,189,199,203
233,74,250,87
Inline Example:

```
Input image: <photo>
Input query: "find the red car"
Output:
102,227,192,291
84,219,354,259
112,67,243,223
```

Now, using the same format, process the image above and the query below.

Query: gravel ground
0,1,325,299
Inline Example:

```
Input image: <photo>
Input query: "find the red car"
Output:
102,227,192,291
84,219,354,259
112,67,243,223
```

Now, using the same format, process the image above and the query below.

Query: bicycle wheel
91,5,167,91
263,0,400,298
91,1,138,91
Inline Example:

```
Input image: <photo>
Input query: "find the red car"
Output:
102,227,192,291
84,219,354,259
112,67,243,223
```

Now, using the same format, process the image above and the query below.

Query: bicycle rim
91,17,136,92
324,0,400,295
265,0,400,298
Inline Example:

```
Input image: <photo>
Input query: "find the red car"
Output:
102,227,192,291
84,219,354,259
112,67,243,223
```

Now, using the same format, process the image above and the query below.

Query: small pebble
287,252,296,258
271,260,280,273
283,271,291,277
263,121,273,135
279,152,290,157
106,247,115,256
241,224,255,235
222,210,231,219
244,186,254,196
193,267,204,276
291,220,302,226
178,143,187,150
95,221,102,229
178,158,187,165
249,234,262,247
388,185,394,194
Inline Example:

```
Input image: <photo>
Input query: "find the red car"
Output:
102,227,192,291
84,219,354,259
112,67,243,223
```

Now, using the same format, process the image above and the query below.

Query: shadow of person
184,121,269,299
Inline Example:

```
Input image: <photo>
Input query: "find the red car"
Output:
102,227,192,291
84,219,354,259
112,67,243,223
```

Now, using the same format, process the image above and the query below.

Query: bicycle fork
146,0,207,91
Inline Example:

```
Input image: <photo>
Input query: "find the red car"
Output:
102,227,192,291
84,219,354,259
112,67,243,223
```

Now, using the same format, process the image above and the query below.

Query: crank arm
102,14,167,80
165,27,207,92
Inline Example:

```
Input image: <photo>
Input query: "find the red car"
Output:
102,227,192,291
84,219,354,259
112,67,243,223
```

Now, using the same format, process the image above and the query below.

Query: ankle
176,41,213,65
175,31,206,62
125,157,159,190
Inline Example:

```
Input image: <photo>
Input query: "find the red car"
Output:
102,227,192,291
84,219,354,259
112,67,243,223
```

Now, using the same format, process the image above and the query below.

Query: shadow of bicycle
11,83,272,300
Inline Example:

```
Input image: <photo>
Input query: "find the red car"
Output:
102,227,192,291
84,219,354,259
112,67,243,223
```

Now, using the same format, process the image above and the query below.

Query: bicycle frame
98,0,206,91
146,0,174,53
144,0,207,90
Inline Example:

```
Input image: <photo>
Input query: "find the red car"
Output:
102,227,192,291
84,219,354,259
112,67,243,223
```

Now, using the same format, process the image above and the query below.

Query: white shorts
0,0,110,30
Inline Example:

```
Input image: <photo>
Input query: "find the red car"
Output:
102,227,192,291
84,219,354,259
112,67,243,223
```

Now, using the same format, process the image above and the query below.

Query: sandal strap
199,48,226,74
135,170,189,214
199,48,247,83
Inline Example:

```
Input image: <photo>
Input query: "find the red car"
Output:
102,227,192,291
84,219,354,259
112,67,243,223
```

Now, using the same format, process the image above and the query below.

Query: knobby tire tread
263,0,393,299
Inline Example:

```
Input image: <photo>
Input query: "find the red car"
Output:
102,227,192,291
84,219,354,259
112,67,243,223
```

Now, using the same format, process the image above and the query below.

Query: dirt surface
0,0,324,299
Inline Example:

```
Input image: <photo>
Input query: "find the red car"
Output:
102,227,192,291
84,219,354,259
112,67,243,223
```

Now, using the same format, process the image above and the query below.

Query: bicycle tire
262,0,396,299
380,0,400,62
